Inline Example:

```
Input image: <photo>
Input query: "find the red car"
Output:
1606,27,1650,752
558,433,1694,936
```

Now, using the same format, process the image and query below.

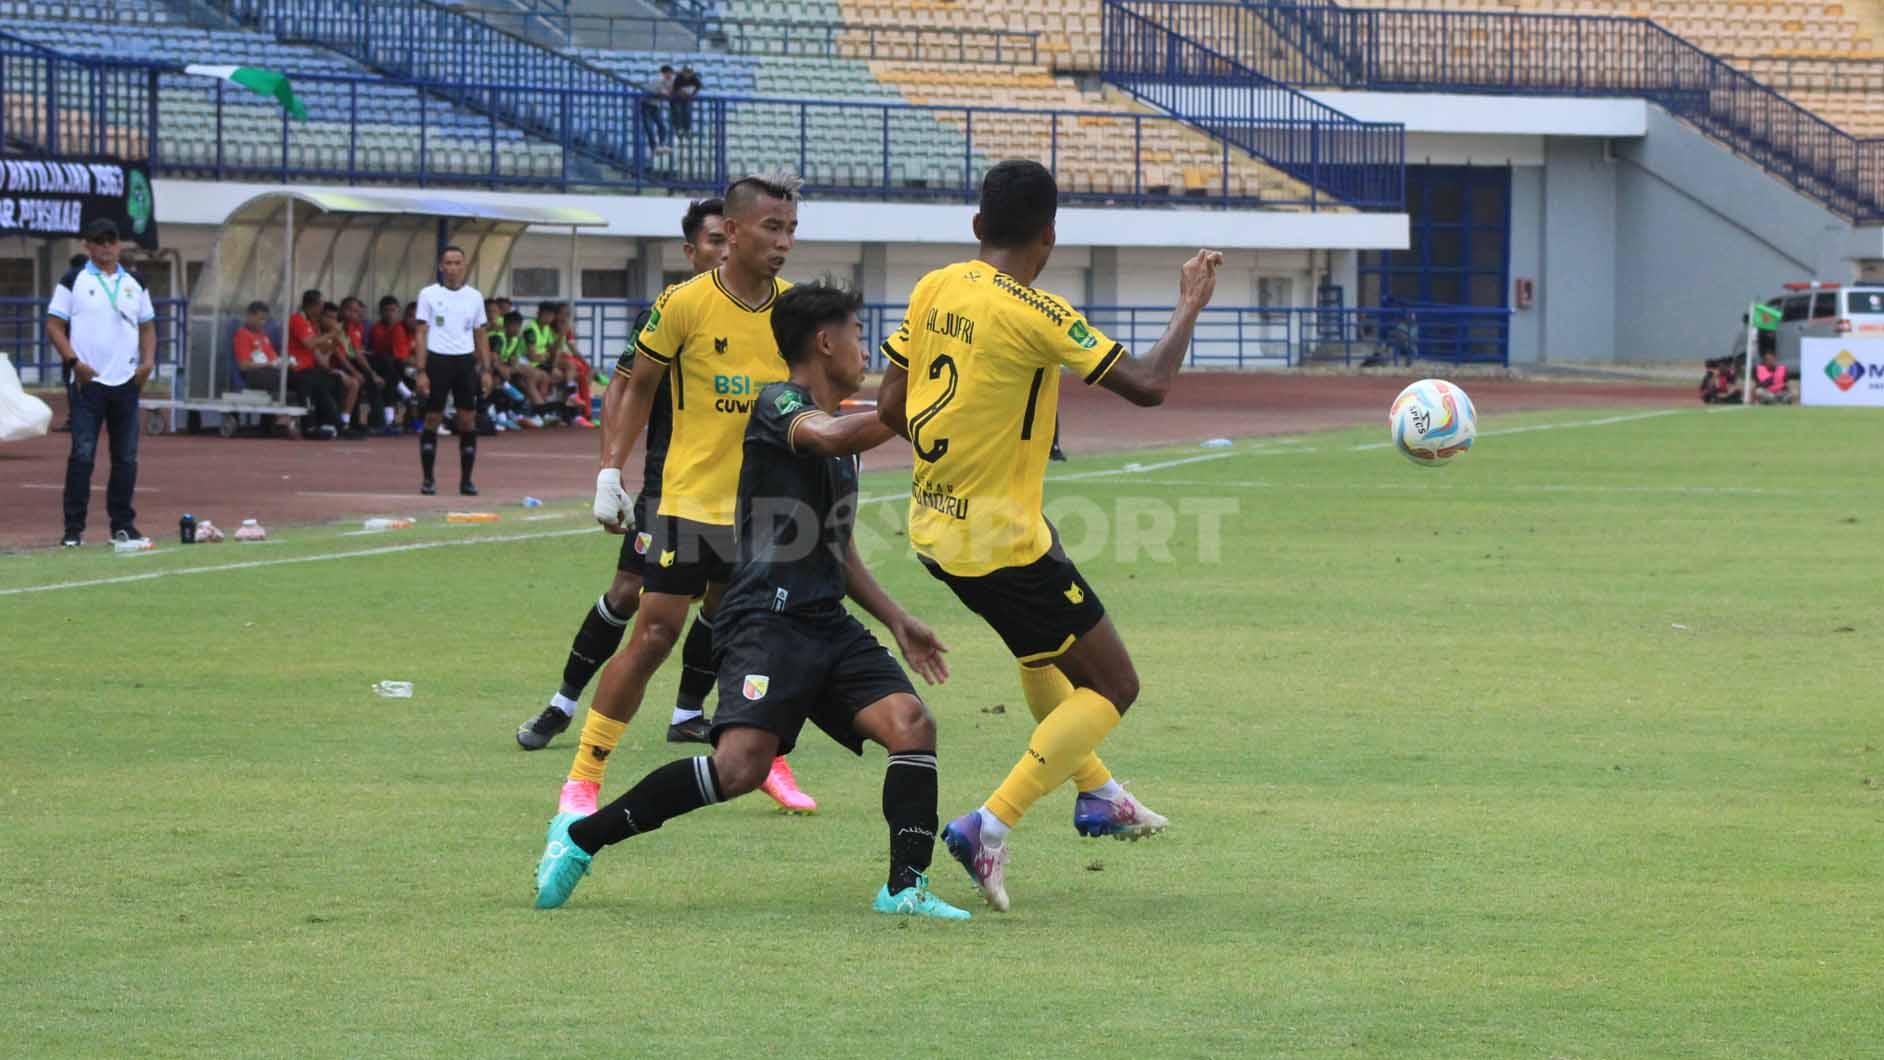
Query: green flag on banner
1751,303,1781,332
183,65,308,120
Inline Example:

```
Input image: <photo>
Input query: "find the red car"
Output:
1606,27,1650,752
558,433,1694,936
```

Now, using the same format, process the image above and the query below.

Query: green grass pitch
4,404,1881,1058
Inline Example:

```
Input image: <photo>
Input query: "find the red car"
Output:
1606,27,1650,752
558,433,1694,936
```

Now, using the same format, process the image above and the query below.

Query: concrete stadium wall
1506,107,1862,364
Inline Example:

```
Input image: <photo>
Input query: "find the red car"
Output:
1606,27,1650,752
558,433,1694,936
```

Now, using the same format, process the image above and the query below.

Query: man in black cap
46,219,156,548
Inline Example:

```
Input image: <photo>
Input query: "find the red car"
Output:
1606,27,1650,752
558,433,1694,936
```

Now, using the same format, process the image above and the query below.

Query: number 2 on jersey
910,354,957,463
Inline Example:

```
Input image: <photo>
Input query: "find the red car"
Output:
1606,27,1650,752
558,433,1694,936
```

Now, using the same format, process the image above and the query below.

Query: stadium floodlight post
1741,299,1756,406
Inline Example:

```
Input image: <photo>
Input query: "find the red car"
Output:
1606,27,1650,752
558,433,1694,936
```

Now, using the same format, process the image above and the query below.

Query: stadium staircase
1102,0,1884,222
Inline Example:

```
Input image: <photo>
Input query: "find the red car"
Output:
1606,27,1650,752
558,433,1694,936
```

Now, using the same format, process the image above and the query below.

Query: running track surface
0,373,1690,551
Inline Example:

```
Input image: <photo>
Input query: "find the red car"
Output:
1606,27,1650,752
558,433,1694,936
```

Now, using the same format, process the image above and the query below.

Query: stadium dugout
160,189,604,436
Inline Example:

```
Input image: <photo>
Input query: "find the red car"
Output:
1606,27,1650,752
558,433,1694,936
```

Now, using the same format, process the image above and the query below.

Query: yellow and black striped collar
711,269,780,313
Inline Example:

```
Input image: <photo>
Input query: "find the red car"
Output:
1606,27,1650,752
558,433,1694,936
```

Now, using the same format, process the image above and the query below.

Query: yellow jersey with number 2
883,260,1125,577
635,269,792,525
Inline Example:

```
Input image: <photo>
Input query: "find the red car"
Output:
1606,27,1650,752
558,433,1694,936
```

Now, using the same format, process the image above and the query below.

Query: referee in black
412,245,494,496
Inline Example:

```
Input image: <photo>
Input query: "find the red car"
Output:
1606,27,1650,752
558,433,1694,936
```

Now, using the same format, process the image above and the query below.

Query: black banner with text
0,154,158,249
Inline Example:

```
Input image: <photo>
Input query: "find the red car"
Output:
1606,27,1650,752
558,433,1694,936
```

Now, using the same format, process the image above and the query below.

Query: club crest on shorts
634,531,652,556
659,549,676,568
742,674,770,701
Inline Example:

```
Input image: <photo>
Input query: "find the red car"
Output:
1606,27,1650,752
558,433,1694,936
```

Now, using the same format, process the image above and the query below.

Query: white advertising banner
1801,337,1884,406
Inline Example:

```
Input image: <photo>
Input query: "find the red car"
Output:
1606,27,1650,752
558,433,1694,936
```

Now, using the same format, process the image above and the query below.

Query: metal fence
3,297,190,388
566,300,1509,370
0,33,155,161
1098,0,1405,210
154,69,1358,206
1113,0,1884,222
474,7,1042,65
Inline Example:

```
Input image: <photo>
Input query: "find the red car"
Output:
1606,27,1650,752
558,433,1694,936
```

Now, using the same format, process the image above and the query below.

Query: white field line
1068,477,1802,496
3,493,916,597
0,414,1706,598
1349,408,1686,451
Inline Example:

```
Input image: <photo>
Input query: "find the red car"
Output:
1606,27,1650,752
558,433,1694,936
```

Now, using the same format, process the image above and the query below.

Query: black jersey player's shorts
920,527,1107,663
639,514,737,597
423,354,479,414
710,609,916,756
614,494,659,577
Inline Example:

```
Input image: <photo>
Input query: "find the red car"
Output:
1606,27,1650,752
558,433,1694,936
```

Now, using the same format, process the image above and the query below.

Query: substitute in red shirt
234,301,282,392
368,295,413,361
286,289,323,372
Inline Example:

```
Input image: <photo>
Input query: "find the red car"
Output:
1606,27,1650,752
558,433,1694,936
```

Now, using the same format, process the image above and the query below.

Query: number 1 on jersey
910,354,957,463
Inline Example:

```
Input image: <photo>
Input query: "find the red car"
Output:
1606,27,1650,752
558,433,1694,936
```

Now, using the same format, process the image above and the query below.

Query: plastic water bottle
521,496,543,509
1200,437,1233,449
362,517,414,531
372,680,414,699
179,513,196,544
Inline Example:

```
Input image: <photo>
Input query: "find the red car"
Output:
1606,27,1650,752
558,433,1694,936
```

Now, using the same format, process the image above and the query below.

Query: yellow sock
1017,664,1113,793
986,689,1121,827
567,713,628,785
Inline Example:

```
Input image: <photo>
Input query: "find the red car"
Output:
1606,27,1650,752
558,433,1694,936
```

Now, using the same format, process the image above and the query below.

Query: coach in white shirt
47,218,156,548
412,244,493,496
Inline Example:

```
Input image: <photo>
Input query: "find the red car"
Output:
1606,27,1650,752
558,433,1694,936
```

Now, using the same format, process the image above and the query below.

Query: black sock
883,750,938,893
675,612,716,714
419,428,437,480
560,596,630,701
569,756,723,854
459,433,476,483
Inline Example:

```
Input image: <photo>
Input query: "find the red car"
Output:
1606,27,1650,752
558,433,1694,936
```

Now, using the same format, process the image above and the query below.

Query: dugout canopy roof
185,190,605,399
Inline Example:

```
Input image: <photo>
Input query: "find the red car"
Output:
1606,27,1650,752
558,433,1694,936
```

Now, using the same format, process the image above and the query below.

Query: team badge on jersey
714,336,729,354
742,674,770,701
643,307,661,333
775,390,804,415
1068,320,1098,350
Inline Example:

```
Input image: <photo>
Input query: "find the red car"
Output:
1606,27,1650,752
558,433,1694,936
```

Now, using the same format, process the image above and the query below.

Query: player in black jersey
534,281,969,919
517,201,735,751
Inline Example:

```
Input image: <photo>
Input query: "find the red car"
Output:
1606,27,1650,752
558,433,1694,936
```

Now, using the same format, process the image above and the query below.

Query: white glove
593,467,631,530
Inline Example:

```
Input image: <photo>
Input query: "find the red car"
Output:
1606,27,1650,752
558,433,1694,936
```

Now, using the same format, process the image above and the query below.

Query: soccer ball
1389,379,1476,466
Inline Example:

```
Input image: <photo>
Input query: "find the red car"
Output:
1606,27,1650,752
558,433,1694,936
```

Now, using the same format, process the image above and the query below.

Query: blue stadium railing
1110,0,1884,222
3,297,190,388
154,70,1348,207
1098,0,1404,210
567,300,1509,369
221,0,646,174
477,8,1041,65
0,33,156,160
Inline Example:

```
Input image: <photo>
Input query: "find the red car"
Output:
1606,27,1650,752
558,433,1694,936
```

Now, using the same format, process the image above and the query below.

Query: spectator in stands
641,66,674,153
287,288,343,439
368,295,414,432
1754,349,1795,405
671,64,701,142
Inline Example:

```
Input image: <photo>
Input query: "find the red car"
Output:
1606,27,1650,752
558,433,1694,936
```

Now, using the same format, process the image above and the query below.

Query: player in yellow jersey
877,160,1222,911
542,173,801,839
